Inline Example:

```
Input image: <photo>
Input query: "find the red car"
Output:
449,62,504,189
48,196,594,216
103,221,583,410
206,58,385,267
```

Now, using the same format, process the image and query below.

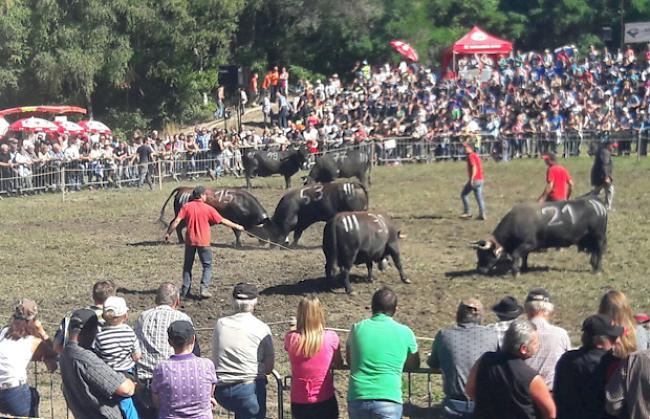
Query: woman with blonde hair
598,290,637,360
285,296,343,419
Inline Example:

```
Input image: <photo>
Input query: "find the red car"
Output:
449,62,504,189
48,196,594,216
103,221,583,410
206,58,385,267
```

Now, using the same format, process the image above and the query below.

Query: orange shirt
270,70,279,86
177,200,223,246
547,164,572,201
262,73,272,90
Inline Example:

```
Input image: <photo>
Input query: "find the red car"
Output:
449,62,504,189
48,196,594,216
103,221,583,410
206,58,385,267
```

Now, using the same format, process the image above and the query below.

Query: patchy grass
2,155,649,417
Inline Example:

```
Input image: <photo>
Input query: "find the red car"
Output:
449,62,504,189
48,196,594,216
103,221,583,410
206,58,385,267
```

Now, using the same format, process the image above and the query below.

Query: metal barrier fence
1,130,648,199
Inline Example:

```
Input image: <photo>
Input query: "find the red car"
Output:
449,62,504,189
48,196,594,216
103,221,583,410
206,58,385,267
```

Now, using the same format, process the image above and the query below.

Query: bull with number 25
470,198,608,276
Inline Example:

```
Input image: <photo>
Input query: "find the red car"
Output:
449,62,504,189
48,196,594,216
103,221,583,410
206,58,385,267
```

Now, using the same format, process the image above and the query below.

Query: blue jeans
348,400,403,419
215,379,267,419
182,245,212,294
0,384,39,417
461,180,486,217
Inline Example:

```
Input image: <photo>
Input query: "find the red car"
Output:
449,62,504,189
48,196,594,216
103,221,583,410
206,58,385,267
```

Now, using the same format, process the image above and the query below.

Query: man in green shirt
346,287,420,419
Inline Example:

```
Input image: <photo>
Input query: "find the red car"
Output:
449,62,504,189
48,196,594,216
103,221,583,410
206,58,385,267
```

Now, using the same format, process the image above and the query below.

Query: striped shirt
135,305,192,380
94,324,140,372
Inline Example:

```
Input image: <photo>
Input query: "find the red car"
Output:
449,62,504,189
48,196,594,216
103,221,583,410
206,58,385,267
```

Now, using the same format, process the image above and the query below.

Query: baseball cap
582,314,624,338
167,320,195,346
68,308,99,333
192,185,206,200
103,296,128,317
233,283,258,300
459,298,483,313
14,299,38,321
526,288,552,303
542,153,556,162
634,313,650,324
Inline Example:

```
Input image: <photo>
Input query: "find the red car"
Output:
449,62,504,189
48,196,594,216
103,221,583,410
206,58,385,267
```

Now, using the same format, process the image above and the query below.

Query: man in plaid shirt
134,283,196,419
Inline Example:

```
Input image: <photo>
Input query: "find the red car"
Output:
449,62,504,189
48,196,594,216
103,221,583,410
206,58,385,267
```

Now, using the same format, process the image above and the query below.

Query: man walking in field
591,141,616,210
164,186,244,299
460,142,486,220
538,153,573,202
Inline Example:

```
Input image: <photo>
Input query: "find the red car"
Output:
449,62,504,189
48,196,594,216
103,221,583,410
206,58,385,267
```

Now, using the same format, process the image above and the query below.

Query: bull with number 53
470,198,608,276
266,181,368,246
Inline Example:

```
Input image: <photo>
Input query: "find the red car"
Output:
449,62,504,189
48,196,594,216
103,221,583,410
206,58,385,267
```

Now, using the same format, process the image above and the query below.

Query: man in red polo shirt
538,153,574,202
460,142,486,220
164,186,244,299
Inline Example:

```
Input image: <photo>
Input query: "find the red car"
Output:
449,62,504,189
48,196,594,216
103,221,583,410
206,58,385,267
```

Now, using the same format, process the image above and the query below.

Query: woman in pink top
284,296,343,419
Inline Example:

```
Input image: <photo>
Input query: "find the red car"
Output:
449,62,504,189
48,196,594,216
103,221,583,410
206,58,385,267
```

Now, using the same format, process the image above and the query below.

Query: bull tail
323,219,338,280
159,187,182,227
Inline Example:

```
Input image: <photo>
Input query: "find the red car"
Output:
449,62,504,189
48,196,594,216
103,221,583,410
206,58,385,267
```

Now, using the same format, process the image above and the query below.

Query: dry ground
2,155,650,418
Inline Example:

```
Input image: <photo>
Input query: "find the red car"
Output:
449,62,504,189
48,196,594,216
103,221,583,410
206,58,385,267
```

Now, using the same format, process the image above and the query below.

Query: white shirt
0,328,35,384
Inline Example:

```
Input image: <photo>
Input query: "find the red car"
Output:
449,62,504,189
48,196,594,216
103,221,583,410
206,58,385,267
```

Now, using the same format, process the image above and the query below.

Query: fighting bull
242,146,309,189
323,211,409,294
159,186,271,247
304,149,371,187
267,181,368,246
471,198,608,276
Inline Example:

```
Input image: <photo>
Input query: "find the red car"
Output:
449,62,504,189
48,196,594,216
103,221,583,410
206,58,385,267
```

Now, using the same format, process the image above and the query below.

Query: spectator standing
553,314,622,419
279,67,289,96
591,141,616,210
285,296,343,419
489,296,524,349
60,308,136,419
538,153,574,202
427,298,498,418
152,320,217,419
134,283,196,419
215,85,226,119
346,287,419,419
466,319,556,419
459,142,486,220
262,95,272,128
606,349,650,418
0,144,15,194
270,66,280,102
132,137,155,190
249,72,259,104
0,300,57,417
598,290,637,361
524,288,571,391
164,186,244,298
94,296,142,419
212,283,275,419
278,91,290,129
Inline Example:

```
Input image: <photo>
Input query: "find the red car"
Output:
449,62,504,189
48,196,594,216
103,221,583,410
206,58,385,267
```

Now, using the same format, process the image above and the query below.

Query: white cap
103,296,128,316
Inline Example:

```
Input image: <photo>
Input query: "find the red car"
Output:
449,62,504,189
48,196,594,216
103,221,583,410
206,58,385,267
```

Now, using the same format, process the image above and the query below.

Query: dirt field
2,155,650,418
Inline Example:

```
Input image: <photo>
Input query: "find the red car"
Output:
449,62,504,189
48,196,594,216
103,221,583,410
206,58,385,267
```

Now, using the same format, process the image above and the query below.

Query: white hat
103,296,128,316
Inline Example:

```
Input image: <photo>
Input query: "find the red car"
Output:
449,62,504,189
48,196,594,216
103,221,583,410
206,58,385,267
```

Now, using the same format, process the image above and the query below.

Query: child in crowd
94,296,141,419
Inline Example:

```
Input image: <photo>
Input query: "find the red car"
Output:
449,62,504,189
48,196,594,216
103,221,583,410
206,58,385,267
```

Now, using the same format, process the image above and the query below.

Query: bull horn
252,223,265,228
478,240,493,250
398,232,407,239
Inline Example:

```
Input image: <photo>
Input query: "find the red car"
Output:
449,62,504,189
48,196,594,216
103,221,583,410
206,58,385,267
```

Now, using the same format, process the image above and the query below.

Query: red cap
635,313,650,324
611,142,619,148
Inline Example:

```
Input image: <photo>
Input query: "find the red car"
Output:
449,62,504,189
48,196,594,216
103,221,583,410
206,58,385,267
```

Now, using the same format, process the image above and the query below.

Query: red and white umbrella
78,120,112,135
54,120,86,135
389,40,419,62
8,117,59,133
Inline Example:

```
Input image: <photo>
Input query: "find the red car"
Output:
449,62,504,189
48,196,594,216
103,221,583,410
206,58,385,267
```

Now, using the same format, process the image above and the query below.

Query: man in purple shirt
152,320,217,419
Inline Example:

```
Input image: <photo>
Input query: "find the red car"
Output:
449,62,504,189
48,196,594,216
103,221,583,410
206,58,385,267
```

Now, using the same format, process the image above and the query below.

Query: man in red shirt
538,153,574,202
164,186,244,299
460,143,486,220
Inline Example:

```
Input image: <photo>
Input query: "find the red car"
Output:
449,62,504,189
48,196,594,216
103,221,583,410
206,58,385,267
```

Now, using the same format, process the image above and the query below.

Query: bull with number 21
471,198,608,276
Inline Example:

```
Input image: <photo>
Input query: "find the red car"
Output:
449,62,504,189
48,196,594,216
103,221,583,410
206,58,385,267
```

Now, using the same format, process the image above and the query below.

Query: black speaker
218,65,240,90
602,27,612,42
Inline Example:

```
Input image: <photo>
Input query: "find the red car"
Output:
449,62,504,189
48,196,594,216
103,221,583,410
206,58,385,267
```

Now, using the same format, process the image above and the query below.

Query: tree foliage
0,0,649,132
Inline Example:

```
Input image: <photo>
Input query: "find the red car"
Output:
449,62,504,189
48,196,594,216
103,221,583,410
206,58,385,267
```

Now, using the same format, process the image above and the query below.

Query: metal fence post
157,159,163,191
60,167,65,202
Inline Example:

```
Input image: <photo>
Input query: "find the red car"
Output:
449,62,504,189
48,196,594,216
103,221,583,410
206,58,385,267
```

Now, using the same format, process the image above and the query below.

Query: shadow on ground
261,274,370,296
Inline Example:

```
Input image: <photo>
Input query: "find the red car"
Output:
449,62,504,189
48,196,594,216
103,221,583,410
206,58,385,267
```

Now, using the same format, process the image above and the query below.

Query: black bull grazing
242,146,309,189
159,186,271,247
323,211,409,294
267,181,368,246
304,149,371,187
471,198,608,276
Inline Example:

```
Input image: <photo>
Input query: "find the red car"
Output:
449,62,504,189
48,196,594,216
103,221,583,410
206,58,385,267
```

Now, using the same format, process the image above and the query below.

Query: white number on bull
342,214,360,232
343,183,355,195
369,213,387,233
179,192,191,206
267,152,279,160
214,189,234,204
542,204,575,227
299,185,324,204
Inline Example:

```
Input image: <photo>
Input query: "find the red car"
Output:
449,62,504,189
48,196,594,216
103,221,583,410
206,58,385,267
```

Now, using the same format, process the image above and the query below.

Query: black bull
159,186,271,247
304,149,371,187
471,198,608,276
242,146,309,189
268,181,369,246
323,211,409,294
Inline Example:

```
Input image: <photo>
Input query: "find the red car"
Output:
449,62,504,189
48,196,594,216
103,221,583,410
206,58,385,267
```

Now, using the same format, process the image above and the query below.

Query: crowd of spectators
6,280,650,419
